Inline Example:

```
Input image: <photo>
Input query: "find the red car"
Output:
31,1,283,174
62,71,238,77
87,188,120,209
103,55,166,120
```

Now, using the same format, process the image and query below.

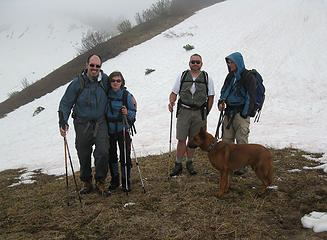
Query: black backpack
241,69,265,122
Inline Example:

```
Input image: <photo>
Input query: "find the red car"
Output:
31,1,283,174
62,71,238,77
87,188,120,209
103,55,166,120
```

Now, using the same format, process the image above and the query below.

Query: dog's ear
199,125,206,138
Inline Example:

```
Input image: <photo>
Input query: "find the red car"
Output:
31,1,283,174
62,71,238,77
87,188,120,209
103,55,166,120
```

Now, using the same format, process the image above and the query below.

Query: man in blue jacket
218,52,256,175
58,54,110,197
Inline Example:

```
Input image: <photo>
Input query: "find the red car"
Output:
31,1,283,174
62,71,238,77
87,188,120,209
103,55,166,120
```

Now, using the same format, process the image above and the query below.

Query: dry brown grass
1,148,327,240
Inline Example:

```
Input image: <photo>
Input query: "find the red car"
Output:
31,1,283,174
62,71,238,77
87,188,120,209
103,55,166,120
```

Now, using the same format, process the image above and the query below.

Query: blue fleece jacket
219,52,250,117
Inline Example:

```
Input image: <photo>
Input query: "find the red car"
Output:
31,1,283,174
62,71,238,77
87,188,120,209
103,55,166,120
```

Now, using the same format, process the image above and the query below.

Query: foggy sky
0,0,159,27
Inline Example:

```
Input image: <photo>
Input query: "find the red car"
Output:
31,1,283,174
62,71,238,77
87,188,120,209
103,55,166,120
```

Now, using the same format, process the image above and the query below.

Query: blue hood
225,52,245,81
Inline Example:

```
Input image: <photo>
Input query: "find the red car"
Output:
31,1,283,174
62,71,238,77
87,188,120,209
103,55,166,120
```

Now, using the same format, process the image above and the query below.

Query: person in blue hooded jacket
218,52,256,175
106,71,136,192
58,54,111,197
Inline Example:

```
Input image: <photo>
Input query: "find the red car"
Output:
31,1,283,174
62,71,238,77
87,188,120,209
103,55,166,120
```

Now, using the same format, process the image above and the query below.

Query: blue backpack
242,69,265,122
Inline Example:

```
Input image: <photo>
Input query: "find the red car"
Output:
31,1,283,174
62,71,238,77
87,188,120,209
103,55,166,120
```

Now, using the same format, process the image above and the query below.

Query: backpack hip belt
72,114,105,137
224,105,244,130
178,100,207,121
180,104,201,111
225,105,244,116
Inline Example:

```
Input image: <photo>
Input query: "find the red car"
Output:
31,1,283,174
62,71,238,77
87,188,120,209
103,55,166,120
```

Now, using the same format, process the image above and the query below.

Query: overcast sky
0,0,159,26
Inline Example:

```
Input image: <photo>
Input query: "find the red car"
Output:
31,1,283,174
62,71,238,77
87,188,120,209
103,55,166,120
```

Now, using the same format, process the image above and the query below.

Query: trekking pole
130,140,146,194
254,110,261,123
215,100,225,139
59,111,71,206
64,139,70,206
64,137,83,207
123,115,146,193
122,116,129,195
168,111,173,180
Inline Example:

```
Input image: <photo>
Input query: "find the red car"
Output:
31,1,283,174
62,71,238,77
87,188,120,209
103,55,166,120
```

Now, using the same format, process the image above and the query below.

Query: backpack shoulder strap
122,89,129,109
122,88,137,135
97,71,108,95
99,80,106,94
73,74,85,103
202,70,209,96
78,74,84,96
178,70,189,95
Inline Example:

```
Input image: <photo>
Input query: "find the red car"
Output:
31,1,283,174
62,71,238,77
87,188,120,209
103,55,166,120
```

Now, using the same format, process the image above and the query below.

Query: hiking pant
108,131,132,179
74,120,109,183
222,113,250,144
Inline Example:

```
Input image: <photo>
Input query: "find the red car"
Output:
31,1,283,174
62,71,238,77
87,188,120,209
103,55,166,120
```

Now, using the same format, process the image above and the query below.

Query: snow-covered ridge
0,14,89,102
0,0,159,102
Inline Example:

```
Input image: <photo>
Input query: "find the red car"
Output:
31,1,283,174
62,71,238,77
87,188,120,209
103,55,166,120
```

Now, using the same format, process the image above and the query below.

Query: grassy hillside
1,148,327,239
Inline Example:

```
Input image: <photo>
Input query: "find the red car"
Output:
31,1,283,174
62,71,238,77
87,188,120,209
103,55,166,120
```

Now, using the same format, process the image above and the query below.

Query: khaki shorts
222,112,250,144
176,107,207,140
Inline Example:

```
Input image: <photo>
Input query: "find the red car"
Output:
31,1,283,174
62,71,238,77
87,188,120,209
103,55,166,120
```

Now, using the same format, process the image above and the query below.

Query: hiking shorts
222,113,250,144
176,107,207,140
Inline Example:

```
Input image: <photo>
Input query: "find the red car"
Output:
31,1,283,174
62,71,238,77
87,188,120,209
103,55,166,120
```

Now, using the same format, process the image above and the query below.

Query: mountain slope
0,15,89,102
0,0,223,118
0,0,164,103
0,0,326,175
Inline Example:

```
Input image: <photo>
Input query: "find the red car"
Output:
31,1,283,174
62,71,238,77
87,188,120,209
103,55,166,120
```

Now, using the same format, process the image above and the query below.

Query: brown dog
188,126,273,197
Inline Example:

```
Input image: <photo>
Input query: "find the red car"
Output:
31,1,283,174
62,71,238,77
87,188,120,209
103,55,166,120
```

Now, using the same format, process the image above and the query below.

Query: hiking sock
176,157,183,164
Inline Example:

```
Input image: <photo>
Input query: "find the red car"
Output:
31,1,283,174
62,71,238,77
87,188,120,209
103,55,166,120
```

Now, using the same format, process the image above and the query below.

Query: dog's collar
207,141,219,152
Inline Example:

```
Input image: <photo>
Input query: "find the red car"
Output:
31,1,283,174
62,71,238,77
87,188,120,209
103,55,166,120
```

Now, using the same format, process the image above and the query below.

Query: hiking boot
79,181,93,194
170,162,183,177
234,168,247,176
108,176,120,191
186,161,197,175
95,181,111,197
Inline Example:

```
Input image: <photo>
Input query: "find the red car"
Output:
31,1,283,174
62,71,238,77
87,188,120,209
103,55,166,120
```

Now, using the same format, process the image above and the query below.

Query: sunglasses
190,60,201,64
227,61,234,65
89,63,101,68
110,79,121,83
